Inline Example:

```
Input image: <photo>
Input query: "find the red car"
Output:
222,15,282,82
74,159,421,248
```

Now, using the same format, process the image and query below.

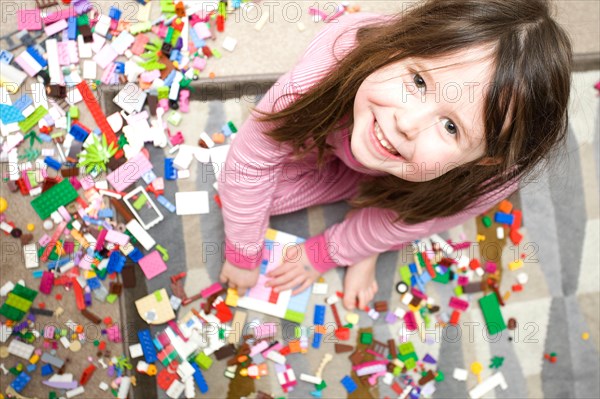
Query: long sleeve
305,180,519,273
219,13,383,269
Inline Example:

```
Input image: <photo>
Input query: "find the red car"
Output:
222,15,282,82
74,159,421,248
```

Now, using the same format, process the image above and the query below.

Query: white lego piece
111,31,135,55
193,147,210,163
198,131,215,148
325,294,339,305
31,82,48,110
94,15,111,36
91,33,107,53
8,340,35,359
496,226,505,239
185,377,195,398
66,386,85,398
166,379,185,399
0,281,15,297
170,295,182,310
469,372,507,399
173,149,193,170
23,243,39,269
0,64,27,94
401,292,414,306
266,350,286,364
254,8,269,31
0,363,8,375
0,324,13,343
117,376,131,399
45,39,63,85
82,60,97,80
60,336,71,349
517,272,528,285
177,361,195,381
175,191,209,215
77,35,93,58
113,82,147,114
452,367,468,381
222,36,237,52
382,372,394,385
312,282,328,295
300,373,322,385
124,186,164,230
99,382,109,391
129,343,143,359
125,220,156,250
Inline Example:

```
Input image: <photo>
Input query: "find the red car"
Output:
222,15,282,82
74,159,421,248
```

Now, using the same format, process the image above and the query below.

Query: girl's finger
268,271,298,290
276,276,305,293
219,273,228,284
292,280,312,296
266,262,292,278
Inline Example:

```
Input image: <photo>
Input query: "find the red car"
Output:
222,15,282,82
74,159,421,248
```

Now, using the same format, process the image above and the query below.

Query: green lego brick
30,179,78,219
18,106,48,132
432,268,450,284
227,121,238,133
404,357,417,370
5,293,33,312
399,265,412,286
479,293,507,335
360,332,372,345
284,309,305,324
76,15,89,26
194,352,213,370
12,284,38,301
0,303,25,321
482,215,492,227
68,106,79,119
398,342,415,356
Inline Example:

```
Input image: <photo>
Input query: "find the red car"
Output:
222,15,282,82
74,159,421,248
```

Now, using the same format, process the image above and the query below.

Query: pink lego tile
17,9,42,31
138,250,167,280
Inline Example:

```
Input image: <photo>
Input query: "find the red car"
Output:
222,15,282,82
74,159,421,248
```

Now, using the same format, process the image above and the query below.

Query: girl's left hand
265,243,320,295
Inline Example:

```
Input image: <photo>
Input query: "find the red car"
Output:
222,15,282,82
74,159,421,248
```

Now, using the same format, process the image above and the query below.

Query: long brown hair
255,0,572,224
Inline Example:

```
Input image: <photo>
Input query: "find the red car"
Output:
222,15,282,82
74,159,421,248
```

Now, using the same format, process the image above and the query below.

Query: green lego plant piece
435,369,445,381
360,332,372,345
30,179,78,219
77,134,118,174
479,293,507,335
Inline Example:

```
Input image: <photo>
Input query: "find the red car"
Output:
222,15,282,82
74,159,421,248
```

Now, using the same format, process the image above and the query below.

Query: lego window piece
123,186,164,230
227,229,311,323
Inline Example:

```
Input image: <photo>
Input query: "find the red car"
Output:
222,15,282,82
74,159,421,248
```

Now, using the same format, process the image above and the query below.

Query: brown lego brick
121,265,137,288
463,281,484,294
418,370,436,385
81,309,101,324
110,197,134,223
109,282,123,296
349,349,365,365
334,343,354,354
374,301,388,312
214,343,237,360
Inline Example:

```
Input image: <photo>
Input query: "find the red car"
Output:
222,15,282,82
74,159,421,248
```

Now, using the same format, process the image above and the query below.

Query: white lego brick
99,382,109,391
175,191,209,215
177,361,195,381
496,226,505,239
82,60,97,80
266,350,286,364
453,367,468,381
91,33,106,53
45,38,63,85
166,379,185,399
517,272,528,285
111,31,135,55
222,36,237,52
193,147,210,163
300,373,322,385
469,372,507,399
95,15,111,36
0,281,15,297
125,219,156,250
78,35,93,58
312,282,328,295
117,376,131,399
173,149,193,170
31,82,48,110
8,340,35,359
129,343,143,359
198,131,215,148
66,386,85,398
185,377,195,398
23,243,39,269
0,324,13,343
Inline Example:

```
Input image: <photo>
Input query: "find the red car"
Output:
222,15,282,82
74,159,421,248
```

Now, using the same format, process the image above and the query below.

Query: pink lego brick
17,9,42,31
403,311,418,331
93,44,118,69
15,51,43,77
57,41,71,66
457,276,469,286
107,151,153,192
138,250,167,280
39,271,55,295
44,19,68,37
200,282,223,299
42,7,76,24
448,296,469,311
249,340,269,357
44,325,56,339
105,230,130,246
131,34,149,55
106,324,122,342
193,57,207,71
253,322,276,339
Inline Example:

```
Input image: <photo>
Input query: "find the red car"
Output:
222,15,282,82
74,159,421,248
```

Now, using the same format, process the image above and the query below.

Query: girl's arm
305,183,519,272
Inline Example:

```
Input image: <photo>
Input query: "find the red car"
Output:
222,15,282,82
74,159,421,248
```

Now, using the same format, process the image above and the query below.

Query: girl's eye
413,73,427,89
444,119,458,135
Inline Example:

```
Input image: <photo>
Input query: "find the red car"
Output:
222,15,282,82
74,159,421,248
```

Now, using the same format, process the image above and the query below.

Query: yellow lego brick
508,259,523,271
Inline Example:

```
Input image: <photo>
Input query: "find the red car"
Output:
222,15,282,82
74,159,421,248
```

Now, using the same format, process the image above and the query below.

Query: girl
218,0,572,310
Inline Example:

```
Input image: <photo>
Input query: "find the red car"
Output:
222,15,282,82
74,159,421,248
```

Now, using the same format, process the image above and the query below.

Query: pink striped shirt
219,13,517,273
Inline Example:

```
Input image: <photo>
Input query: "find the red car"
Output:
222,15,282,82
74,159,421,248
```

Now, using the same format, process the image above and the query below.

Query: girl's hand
265,243,320,295
219,260,260,296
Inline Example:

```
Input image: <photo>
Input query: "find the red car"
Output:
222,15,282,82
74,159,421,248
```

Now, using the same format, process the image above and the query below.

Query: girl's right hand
219,260,260,296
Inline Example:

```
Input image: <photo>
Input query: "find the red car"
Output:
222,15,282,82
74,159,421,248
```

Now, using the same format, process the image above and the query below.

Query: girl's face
351,47,495,182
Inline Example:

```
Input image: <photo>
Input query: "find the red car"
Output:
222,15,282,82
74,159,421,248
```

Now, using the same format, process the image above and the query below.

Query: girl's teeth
376,132,383,140
381,139,389,147
375,121,400,156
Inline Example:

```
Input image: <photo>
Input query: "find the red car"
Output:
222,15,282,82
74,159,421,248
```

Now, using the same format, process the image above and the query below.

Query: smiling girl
218,0,572,310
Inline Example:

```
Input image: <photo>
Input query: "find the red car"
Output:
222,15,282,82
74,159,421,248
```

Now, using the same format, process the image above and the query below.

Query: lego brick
107,151,153,192
479,293,507,335
138,250,168,280
138,329,158,363
125,219,156,250
8,340,35,359
30,179,78,219
175,191,209,215
17,9,42,30
76,81,117,146
10,371,32,393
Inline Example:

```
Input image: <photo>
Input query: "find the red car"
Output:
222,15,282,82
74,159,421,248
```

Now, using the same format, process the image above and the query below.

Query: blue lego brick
0,49,14,64
222,123,232,136
97,209,114,218
10,372,31,393
87,277,101,290
408,262,418,274
13,95,32,112
287,287,310,313
128,247,144,262
107,251,126,274
419,271,432,285
44,156,62,170
169,49,180,62
259,259,269,274
47,257,72,270
114,61,125,74
191,363,209,393
156,195,176,213
0,104,24,124
152,336,164,352
164,158,177,180
494,212,514,226
232,0,241,9
138,329,157,363
312,332,323,349
109,7,122,20
340,375,357,393
313,305,325,325
68,17,78,40
26,46,47,68
41,364,53,376
188,26,204,49
69,124,89,142
163,70,177,87
26,363,36,372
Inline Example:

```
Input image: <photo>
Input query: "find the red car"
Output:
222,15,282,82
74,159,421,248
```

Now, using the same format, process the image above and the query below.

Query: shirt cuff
224,238,263,270
305,233,342,274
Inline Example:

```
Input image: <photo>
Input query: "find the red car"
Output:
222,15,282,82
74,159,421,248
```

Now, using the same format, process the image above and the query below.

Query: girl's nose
394,104,432,141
